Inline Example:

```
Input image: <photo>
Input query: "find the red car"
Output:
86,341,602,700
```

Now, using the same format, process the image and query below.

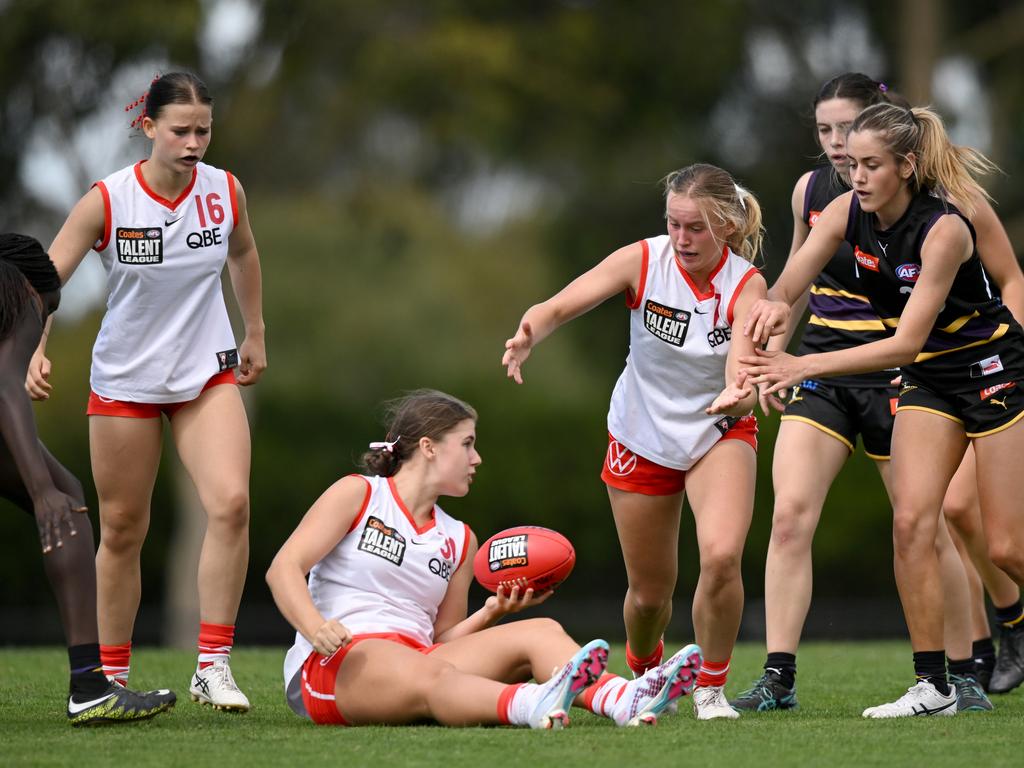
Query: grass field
2,642,1022,767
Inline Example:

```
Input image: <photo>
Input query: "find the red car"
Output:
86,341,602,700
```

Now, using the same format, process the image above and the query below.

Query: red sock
497,683,525,724
100,642,131,687
696,657,730,687
579,673,626,716
625,638,664,676
197,621,235,670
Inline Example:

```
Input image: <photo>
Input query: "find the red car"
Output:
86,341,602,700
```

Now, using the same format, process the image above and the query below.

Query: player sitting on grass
0,233,175,725
267,389,703,728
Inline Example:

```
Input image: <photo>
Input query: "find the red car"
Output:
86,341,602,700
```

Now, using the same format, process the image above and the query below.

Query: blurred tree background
2,0,1022,644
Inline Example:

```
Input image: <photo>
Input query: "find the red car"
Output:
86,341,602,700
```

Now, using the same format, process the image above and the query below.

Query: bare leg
608,487,683,658
90,416,163,645
684,439,756,664
334,640,509,725
936,516,973,660
973,420,1024,585
171,385,250,625
430,617,579,684
764,421,850,654
889,411,967,651
943,445,1021,609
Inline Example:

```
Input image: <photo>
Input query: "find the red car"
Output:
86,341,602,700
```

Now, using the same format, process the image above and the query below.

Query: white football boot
693,684,740,720
613,643,702,726
862,680,956,719
524,639,609,729
190,660,250,712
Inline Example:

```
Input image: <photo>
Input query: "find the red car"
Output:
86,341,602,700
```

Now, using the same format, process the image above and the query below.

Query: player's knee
522,617,568,641
206,487,250,531
98,509,147,554
891,509,933,557
627,587,673,618
987,541,1024,581
770,498,816,547
698,548,742,588
941,495,976,532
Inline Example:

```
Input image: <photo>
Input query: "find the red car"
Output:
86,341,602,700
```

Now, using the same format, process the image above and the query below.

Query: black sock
973,637,996,669
68,643,110,699
913,650,949,696
947,656,975,680
995,600,1024,629
765,652,796,688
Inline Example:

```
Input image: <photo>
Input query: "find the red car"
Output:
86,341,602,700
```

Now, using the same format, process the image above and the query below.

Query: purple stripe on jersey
808,293,881,322
922,321,1002,351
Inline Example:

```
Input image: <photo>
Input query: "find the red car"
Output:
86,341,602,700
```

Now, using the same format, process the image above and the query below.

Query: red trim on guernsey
93,181,112,251
387,476,436,534
457,523,472,569
225,171,239,227
676,246,728,301
345,475,374,534
133,160,197,210
726,267,760,327
625,240,649,309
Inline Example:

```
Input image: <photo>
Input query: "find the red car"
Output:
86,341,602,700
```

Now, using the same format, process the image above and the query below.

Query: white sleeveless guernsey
607,236,760,470
91,160,238,402
283,474,472,717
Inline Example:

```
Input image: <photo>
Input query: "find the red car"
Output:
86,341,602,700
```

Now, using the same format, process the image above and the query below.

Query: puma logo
990,397,1008,410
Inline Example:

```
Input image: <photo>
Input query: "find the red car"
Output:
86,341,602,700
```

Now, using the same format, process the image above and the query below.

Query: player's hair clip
369,436,402,453
734,183,747,211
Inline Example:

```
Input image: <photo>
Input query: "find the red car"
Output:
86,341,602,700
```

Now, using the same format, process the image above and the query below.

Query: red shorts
601,417,758,496
86,370,237,419
300,632,442,726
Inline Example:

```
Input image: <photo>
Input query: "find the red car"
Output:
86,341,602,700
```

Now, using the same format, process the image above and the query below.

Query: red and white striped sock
99,642,132,687
696,657,730,688
197,621,235,670
579,673,628,718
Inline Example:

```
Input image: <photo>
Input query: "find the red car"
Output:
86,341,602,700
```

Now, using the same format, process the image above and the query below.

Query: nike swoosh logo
164,218,183,227
693,308,708,314
68,692,116,714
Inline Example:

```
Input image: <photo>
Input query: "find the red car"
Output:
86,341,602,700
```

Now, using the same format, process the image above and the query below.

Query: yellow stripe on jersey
913,323,1009,362
807,315,898,331
937,311,980,334
810,285,871,302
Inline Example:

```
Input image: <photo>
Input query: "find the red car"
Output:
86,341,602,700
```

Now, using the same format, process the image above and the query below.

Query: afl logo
145,229,161,238
895,264,920,282
605,441,637,477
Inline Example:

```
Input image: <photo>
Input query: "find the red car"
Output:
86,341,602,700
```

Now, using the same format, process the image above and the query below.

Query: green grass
2,642,1021,767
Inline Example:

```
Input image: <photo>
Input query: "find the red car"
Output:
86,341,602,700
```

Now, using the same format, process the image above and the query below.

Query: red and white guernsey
607,236,759,470
283,474,471,717
91,160,239,402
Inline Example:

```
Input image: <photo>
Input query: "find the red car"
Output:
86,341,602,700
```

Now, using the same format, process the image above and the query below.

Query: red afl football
473,526,575,593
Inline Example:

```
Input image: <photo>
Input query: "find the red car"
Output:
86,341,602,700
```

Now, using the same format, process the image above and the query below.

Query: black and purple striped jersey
796,168,893,387
845,190,1024,392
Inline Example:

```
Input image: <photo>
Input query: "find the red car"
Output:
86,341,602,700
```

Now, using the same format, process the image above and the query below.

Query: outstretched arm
225,178,267,386
742,214,973,393
707,271,766,417
744,191,851,345
503,242,642,383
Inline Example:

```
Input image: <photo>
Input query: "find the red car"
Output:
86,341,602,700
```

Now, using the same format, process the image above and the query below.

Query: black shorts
896,378,1024,437
780,379,898,459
